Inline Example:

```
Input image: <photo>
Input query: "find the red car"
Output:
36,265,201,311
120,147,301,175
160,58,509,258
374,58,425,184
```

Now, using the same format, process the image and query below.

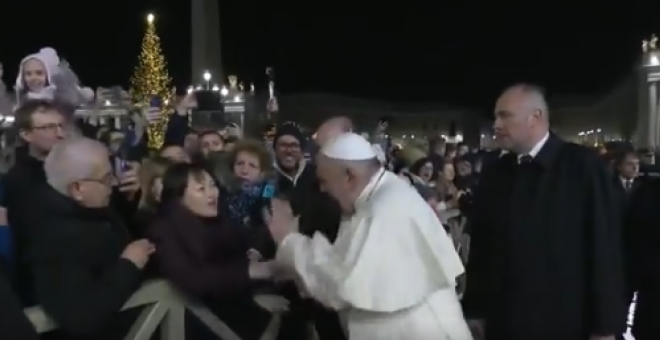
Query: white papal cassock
277,168,473,339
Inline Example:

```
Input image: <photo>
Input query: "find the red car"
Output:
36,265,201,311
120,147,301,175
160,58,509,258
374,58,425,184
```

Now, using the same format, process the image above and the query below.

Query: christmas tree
129,13,173,149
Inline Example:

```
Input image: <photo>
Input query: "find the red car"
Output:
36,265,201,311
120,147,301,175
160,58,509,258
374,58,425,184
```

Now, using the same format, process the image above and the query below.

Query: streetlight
220,86,228,96
203,71,211,90
212,85,219,91
147,13,154,24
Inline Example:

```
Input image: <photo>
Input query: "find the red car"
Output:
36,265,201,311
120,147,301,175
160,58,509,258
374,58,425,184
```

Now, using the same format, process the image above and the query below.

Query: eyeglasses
31,123,64,132
79,174,116,187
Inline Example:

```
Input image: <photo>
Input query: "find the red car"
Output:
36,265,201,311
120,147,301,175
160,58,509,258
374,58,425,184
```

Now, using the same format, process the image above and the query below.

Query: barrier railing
443,209,469,299
25,279,282,340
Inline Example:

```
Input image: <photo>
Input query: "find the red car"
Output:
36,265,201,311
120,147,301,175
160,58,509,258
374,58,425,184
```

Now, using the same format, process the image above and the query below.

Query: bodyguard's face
493,91,540,152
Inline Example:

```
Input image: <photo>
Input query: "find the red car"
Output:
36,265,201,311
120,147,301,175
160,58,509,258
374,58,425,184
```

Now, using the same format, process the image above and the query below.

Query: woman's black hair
409,157,437,182
158,162,213,213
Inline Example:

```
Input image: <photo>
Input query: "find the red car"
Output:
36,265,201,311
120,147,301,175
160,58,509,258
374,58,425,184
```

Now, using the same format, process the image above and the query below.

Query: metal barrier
25,279,282,340
443,209,469,298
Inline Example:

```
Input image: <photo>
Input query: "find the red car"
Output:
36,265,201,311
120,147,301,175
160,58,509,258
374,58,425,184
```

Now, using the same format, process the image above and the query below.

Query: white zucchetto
321,132,377,160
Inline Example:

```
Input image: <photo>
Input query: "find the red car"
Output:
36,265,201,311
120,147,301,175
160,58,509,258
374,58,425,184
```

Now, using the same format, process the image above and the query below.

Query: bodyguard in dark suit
612,151,641,208
463,84,626,340
624,177,660,340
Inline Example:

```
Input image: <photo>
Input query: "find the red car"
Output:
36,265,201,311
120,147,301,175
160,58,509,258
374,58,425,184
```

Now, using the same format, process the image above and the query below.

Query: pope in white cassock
265,132,473,340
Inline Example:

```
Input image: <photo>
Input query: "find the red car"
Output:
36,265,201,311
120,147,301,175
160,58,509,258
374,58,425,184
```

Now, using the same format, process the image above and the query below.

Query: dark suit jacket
0,259,39,340
624,178,660,339
30,186,142,337
613,176,642,210
462,134,627,340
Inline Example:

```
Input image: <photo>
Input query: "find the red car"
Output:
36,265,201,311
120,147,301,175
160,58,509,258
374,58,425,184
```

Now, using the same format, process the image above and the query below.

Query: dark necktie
625,180,633,191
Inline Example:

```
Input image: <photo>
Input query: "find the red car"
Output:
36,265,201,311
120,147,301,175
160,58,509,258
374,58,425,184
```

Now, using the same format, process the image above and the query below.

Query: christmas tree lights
129,13,173,149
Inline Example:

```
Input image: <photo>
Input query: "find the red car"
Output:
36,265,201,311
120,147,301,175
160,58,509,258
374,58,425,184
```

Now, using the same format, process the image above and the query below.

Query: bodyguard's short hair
506,83,550,119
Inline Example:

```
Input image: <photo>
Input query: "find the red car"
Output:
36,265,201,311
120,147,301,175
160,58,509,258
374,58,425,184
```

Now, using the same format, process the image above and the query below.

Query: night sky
0,0,657,110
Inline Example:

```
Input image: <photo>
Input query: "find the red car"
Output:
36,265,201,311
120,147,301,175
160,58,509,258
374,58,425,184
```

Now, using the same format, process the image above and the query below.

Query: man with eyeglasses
2,99,67,305
271,121,347,340
30,137,152,338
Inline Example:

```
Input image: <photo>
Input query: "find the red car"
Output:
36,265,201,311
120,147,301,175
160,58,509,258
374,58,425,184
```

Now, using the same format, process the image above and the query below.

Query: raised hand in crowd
253,294,290,313
117,161,141,196
263,198,299,244
176,91,197,115
121,239,155,269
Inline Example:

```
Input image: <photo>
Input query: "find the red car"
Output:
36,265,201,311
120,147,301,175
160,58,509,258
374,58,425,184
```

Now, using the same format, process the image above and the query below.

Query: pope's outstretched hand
264,198,298,244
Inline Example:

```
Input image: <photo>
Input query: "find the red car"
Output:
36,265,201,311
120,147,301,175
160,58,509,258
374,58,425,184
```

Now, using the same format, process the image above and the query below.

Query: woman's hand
248,260,274,279
247,249,262,262
254,294,290,313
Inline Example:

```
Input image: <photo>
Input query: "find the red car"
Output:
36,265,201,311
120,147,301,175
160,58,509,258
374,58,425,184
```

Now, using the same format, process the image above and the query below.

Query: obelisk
637,35,660,148
191,0,223,85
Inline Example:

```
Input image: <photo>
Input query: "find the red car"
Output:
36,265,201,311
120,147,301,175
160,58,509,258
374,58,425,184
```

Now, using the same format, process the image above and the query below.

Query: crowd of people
0,49,656,340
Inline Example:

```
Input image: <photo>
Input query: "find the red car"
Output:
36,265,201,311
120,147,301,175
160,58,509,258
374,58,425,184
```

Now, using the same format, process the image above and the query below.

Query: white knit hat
15,47,60,91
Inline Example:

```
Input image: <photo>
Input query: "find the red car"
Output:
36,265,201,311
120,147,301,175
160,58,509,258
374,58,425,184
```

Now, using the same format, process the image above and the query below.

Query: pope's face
316,157,355,213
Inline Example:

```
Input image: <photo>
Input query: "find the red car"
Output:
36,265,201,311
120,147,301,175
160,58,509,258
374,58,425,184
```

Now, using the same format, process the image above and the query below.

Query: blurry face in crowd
200,133,224,156
417,161,434,182
233,151,263,182
493,89,544,153
22,58,48,91
182,171,219,218
151,177,164,203
160,145,190,163
619,154,640,179
71,151,114,208
183,133,198,152
456,160,472,177
316,156,359,213
457,145,469,156
275,135,302,170
442,163,455,181
108,132,125,154
21,109,66,154
434,142,446,156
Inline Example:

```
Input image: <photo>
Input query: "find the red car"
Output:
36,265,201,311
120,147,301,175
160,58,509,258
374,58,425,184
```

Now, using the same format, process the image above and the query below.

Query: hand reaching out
263,198,299,244
254,294,290,313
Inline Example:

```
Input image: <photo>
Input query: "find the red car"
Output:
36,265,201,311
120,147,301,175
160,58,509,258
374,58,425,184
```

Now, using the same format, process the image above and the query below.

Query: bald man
315,116,353,147
30,138,153,337
462,84,625,340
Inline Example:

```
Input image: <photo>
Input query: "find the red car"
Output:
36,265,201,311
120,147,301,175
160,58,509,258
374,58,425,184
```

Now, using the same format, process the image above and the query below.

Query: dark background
0,0,655,109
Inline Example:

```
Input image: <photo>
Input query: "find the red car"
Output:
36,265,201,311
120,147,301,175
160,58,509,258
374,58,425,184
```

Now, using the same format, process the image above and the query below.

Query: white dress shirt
517,132,550,163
